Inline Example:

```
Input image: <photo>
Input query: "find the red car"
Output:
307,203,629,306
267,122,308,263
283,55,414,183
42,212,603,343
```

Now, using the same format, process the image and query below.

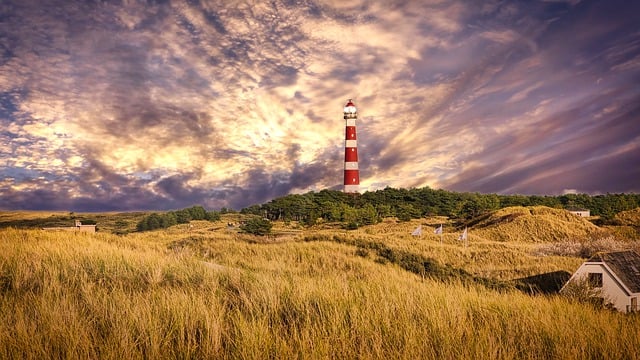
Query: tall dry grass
1,227,640,359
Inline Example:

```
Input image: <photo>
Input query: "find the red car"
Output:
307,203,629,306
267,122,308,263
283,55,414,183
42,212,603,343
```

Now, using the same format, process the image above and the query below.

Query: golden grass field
1,206,639,359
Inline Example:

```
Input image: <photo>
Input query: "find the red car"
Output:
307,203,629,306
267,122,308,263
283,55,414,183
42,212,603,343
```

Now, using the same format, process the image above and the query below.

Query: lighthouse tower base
344,184,359,193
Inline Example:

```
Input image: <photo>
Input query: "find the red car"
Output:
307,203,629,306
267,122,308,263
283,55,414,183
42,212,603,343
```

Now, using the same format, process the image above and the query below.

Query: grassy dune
0,210,150,234
2,210,640,359
469,206,604,242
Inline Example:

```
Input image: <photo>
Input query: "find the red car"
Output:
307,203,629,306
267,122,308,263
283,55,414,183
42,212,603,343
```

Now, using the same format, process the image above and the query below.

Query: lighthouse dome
343,99,357,114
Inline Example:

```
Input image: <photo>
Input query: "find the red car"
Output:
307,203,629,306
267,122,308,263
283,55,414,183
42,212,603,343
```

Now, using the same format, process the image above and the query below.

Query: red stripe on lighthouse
344,170,359,185
345,147,358,162
345,126,357,140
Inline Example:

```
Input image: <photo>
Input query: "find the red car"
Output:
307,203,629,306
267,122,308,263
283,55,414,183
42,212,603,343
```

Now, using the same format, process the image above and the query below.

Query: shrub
344,222,359,230
206,211,221,221
240,217,272,236
561,277,613,309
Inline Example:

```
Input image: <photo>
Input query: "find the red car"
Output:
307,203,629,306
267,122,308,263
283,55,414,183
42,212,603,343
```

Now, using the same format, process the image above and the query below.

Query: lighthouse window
351,149,355,151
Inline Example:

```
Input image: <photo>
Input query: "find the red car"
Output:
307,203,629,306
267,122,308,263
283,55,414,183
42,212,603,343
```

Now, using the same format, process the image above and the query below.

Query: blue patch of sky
203,9,227,34
2,167,44,181
222,39,252,61
0,42,15,66
0,91,18,121
177,14,199,38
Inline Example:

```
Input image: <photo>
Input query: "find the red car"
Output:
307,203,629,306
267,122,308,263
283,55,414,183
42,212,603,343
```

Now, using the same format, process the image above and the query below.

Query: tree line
135,188,639,233
136,206,221,231
240,187,640,227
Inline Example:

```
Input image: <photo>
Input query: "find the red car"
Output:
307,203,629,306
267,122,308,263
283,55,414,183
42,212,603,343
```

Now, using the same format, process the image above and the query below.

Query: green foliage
344,222,359,230
135,206,221,232
206,211,221,221
395,203,421,221
459,194,500,219
239,217,273,236
174,209,192,224
561,277,611,309
241,187,640,226
136,213,172,231
186,205,207,220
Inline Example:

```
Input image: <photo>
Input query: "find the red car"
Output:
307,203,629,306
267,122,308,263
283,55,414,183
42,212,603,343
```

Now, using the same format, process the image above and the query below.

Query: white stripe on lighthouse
346,119,356,126
344,162,358,170
345,140,357,148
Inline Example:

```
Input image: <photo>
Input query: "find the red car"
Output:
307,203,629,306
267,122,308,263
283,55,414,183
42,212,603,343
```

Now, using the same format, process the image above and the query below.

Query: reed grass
1,224,640,359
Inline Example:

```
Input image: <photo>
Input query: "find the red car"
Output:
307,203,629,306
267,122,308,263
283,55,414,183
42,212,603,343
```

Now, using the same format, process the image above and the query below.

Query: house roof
588,250,640,293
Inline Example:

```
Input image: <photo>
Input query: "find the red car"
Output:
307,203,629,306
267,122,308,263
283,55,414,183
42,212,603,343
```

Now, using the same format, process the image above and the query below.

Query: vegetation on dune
0,211,149,234
615,207,640,226
241,187,640,226
1,227,640,359
534,236,640,258
239,217,273,236
136,206,221,232
1,191,640,358
470,206,602,242
607,208,640,239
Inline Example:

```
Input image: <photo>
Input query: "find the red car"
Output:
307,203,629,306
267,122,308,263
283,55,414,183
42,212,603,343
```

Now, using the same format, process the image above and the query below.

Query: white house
563,250,640,312
567,208,590,217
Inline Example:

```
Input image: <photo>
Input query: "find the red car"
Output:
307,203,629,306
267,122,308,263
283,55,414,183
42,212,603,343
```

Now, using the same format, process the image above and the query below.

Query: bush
240,218,272,236
344,222,359,230
206,211,221,221
561,277,613,309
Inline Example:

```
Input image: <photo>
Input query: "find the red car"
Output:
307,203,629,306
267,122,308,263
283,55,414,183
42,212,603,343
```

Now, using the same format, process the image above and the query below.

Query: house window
588,273,603,288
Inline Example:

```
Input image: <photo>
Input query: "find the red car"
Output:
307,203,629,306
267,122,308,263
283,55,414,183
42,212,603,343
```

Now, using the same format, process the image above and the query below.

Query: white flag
411,225,422,236
434,224,443,235
458,227,468,241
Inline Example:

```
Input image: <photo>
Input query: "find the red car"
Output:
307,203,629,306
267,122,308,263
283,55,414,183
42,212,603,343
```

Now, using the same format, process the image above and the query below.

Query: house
42,220,96,233
567,208,590,217
563,250,640,312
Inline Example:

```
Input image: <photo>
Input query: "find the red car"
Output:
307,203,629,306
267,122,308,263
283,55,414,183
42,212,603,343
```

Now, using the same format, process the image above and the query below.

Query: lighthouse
343,99,359,193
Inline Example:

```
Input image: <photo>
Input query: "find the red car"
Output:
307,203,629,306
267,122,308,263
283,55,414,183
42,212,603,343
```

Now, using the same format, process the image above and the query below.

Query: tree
396,204,420,221
174,209,192,224
357,203,379,225
161,212,177,228
187,205,207,220
460,194,500,219
240,217,273,236
206,211,221,221
375,204,393,218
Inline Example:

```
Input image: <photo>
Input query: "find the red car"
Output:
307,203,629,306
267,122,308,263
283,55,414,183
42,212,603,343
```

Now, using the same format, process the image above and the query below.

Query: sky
1,0,639,212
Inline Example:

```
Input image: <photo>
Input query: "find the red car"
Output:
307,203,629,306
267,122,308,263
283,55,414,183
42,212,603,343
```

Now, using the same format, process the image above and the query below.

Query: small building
563,250,640,312
567,208,590,217
43,220,96,233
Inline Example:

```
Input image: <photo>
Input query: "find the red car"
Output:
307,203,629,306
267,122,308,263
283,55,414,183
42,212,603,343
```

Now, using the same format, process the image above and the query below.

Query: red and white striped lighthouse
343,99,359,193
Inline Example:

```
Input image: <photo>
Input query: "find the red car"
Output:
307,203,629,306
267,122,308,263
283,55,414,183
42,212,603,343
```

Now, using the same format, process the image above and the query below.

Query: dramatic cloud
0,0,638,211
